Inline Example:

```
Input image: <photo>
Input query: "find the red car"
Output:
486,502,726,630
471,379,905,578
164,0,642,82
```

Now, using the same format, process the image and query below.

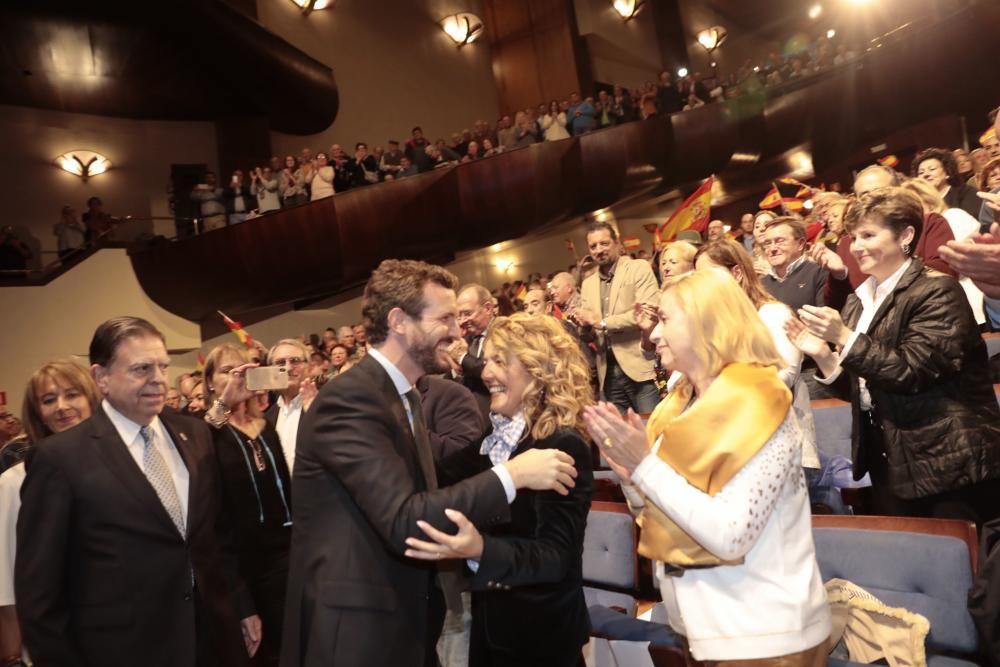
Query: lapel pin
179,432,189,441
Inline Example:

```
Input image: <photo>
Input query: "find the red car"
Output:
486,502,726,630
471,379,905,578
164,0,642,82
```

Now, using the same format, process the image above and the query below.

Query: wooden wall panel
483,0,586,114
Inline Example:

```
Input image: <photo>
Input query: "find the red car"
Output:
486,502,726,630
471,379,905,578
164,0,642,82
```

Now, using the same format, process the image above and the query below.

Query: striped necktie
140,425,185,538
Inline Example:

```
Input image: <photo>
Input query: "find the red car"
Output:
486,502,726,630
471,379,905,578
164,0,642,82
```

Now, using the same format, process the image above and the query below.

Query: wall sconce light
696,26,728,52
54,150,112,181
494,259,515,273
612,0,645,20
290,0,333,16
441,13,484,47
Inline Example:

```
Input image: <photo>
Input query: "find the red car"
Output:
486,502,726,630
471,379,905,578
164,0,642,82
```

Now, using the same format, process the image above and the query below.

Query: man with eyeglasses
264,338,311,474
760,217,827,312
447,283,495,419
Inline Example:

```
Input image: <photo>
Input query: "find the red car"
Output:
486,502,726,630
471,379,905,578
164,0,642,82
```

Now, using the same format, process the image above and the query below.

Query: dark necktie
403,388,462,613
403,389,437,490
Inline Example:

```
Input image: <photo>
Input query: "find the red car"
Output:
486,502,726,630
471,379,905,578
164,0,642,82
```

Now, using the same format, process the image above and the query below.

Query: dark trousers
862,410,1000,527
603,354,661,415
425,585,447,667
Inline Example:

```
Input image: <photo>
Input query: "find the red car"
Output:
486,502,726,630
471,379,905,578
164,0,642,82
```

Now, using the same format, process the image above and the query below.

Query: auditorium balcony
3,2,999,340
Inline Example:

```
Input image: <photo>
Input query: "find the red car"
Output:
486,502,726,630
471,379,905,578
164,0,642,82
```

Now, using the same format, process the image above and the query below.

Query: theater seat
583,502,684,666
812,515,981,666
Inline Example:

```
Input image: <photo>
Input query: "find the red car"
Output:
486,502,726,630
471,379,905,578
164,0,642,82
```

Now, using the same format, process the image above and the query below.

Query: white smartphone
245,366,289,391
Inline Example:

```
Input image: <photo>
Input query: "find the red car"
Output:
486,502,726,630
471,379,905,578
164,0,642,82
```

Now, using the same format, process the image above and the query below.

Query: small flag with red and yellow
877,155,899,168
658,176,714,242
218,311,254,349
980,127,996,146
196,352,206,372
622,236,641,250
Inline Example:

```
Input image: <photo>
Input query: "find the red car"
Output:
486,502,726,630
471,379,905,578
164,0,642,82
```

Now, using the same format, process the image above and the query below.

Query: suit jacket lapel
607,256,626,316
91,410,180,535
160,413,197,539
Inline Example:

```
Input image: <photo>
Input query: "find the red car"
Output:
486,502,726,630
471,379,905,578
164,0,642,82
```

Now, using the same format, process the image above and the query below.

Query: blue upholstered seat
813,525,980,665
583,503,640,616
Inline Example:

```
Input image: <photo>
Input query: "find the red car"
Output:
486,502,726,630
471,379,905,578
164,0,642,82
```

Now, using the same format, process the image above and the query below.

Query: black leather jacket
837,260,1000,499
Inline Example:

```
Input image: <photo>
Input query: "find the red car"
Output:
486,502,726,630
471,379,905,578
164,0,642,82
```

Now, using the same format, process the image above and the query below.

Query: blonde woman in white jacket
541,100,570,141
584,268,830,666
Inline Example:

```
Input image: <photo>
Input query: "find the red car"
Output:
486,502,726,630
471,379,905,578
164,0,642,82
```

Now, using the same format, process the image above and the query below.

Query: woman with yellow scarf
583,268,831,666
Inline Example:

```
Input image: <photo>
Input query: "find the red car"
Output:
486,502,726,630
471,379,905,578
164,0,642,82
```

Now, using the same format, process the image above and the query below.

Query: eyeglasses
271,357,306,367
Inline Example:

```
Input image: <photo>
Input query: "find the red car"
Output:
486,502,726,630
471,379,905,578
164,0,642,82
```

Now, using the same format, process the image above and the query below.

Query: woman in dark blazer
405,313,594,667
787,187,1000,525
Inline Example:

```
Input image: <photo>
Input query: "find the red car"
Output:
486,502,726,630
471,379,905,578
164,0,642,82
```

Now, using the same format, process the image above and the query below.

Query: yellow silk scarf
636,363,791,567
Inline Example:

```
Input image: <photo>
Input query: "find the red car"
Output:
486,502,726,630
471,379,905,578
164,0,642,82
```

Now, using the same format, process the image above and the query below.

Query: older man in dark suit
281,259,578,667
15,316,257,667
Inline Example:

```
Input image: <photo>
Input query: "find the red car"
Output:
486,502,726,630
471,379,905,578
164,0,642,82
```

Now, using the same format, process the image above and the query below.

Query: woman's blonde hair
485,313,593,441
22,359,101,444
901,177,946,215
661,268,784,381
203,344,262,418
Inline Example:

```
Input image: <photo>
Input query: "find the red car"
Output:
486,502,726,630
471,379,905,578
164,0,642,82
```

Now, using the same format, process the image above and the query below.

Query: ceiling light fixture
290,0,333,16
809,4,823,19
827,29,837,38
696,26,728,52
677,67,689,78
612,0,645,21
54,150,112,181
441,13,484,47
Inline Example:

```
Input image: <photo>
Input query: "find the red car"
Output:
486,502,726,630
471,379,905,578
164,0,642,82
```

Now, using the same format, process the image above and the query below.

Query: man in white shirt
15,317,259,667
264,338,311,474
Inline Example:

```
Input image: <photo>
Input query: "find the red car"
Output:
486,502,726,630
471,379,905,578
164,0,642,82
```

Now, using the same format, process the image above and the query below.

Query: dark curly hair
911,148,962,188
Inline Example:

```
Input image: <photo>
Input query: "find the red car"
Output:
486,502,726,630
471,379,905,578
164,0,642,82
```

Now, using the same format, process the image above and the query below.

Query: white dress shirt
367,348,516,502
815,259,913,410
103,400,190,523
276,394,304,474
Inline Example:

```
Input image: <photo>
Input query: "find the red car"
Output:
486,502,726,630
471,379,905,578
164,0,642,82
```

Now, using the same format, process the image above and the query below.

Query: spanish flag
658,176,714,242
218,311,254,349
622,236,641,250
877,155,899,168
196,352,206,373
514,283,527,301
759,185,782,209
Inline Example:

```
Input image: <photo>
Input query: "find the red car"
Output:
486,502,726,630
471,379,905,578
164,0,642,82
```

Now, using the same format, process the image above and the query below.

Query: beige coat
580,254,659,386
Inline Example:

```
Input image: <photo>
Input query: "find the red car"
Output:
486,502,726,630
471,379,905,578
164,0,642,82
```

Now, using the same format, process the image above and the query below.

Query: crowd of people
3,101,1000,667
184,31,867,230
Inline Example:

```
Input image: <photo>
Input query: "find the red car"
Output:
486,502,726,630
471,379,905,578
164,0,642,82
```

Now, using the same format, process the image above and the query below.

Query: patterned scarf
480,411,527,465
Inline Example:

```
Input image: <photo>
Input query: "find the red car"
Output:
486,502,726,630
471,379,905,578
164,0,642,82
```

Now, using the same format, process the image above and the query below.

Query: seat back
811,398,852,461
812,515,979,655
583,501,639,616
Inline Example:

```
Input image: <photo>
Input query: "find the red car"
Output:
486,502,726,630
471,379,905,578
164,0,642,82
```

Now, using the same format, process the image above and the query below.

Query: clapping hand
797,305,852,347
405,509,484,561
808,242,847,277
940,222,1000,298
633,302,658,333
582,403,650,480
784,317,831,359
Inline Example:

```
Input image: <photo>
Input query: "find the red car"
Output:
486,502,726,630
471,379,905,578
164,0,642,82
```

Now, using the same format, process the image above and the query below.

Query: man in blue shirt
567,92,596,136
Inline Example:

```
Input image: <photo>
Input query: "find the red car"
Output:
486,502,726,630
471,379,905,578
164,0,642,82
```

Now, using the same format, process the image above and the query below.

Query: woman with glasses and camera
202,344,295,667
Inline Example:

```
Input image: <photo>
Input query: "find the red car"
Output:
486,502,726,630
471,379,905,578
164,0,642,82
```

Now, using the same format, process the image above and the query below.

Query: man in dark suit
417,374,486,461
281,259,578,667
15,316,257,667
448,283,495,419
